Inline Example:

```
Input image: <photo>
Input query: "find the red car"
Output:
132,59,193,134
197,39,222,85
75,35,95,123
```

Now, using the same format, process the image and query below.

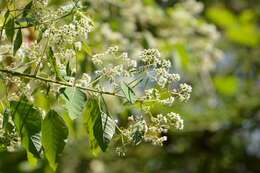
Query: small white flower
74,41,82,51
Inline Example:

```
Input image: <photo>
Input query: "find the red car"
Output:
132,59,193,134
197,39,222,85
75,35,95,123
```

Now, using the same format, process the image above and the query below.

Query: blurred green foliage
207,6,260,46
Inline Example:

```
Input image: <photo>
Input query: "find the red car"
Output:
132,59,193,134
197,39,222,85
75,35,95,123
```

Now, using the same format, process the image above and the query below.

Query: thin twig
0,68,126,99
0,10,9,41
33,37,49,75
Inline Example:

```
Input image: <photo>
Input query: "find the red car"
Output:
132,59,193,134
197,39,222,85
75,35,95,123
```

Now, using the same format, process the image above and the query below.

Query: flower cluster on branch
0,0,192,165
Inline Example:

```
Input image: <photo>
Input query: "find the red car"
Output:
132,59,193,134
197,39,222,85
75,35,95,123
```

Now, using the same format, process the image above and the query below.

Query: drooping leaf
132,130,144,145
47,47,63,81
2,108,10,130
83,98,115,153
82,99,102,155
82,42,92,55
60,87,87,120
37,28,45,43
5,17,15,42
4,10,9,19
10,100,42,159
66,61,71,76
42,110,68,171
13,29,23,55
96,111,115,151
22,1,33,17
1,106,14,134
120,82,136,103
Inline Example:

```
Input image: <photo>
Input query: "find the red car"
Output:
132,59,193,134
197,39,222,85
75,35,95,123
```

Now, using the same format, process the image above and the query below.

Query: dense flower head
122,112,184,146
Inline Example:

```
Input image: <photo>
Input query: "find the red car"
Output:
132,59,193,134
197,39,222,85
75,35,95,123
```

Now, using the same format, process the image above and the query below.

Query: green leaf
23,1,33,17
227,24,259,47
213,76,239,96
120,82,136,103
4,10,9,19
10,100,42,159
37,28,45,43
83,98,115,153
95,112,115,151
82,42,92,55
66,61,71,76
206,7,237,29
5,17,15,42
60,87,87,120
132,130,144,145
175,43,190,69
42,110,68,171
13,29,23,55
47,47,64,81
2,108,10,130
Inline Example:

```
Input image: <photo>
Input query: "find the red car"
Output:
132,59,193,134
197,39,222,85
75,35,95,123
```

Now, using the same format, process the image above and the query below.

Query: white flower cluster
31,0,94,67
92,46,120,66
140,49,161,66
0,1,95,97
54,49,76,61
73,11,94,38
122,112,184,146
2,76,34,101
32,0,77,24
140,49,181,87
43,13,94,49
91,47,192,105
77,73,92,87
182,0,204,15
179,83,192,102
168,0,222,71
32,0,51,23
0,44,12,62
122,116,148,145
89,48,192,147
90,47,192,113
92,46,138,84
21,42,42,61
138,49,192,105
33,0,48,8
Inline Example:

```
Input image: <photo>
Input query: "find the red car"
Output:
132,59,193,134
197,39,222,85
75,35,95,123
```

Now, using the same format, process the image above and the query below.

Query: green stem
33,37,49,75
0,10,9,41
0,2,77,30
0,68,128,99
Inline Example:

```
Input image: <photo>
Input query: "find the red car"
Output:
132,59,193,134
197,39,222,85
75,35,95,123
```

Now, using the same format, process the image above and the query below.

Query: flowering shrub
0,0,191,171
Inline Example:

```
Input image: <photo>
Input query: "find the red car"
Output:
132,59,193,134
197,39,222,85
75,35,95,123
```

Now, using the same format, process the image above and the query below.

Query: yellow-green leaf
42,110,68,171
83,98,115,153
